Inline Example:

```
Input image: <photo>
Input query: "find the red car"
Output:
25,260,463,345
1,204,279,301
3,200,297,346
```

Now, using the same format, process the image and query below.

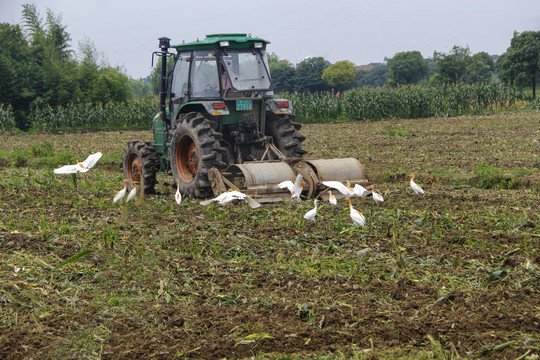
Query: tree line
269,31,540,98
0,4,152,130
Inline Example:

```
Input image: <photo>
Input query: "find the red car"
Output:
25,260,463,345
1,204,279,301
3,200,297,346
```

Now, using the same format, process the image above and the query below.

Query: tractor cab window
221,49,272,91
190,50,220,98
171,52,191,103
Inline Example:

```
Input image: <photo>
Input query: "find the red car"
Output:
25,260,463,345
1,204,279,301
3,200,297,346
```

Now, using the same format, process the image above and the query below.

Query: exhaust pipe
158,37,170,124
152,37,172,143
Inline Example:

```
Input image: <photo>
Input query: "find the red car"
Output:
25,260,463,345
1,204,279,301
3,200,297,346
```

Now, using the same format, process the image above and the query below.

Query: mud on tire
170,112,227,198
122,140,160,194
265,112,307,158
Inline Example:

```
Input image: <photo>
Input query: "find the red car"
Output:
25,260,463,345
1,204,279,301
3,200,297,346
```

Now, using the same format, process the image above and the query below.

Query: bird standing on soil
408,174,425,196
54,152,103,174
328,190,337,206
175,180,182,205
371,185,384,205
113,179,128,203
303,199,319,222
125,183,138,203
347,198,366,227
200,189,261,208
278,174,304,200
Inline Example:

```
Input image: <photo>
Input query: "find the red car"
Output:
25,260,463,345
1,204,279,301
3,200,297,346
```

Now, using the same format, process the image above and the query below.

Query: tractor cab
167,34,275,122
171,44,272,103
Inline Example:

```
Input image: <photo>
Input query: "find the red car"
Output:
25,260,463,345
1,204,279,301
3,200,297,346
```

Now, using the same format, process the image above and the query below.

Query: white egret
278,174,304,200
175,180,182,205
200,189,261,208
347,198,366,227
125,184,138,203
322,181,367,197
409,174,425,196
54,152,103,174
352,183,369,197
371,185,384,204
303,199,319,222
113,179,128,203
328,190,337,205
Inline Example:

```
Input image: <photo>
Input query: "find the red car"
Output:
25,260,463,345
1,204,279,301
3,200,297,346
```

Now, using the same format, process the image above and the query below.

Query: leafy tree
0,4,136,129
295,57,329,93
150,56,175,95
0,23,35,128
321,60,356,91
498,31,540,98
19,3,77,112
267,52,279,65
356,64,389,87
0,24,31,107
463,52,495,84
75,37,100,101
387,51,429,86
129,77,153,98
44,8,72,61
21,3,44,43
269,61,296,93
432,45,471,85
100,67,131,103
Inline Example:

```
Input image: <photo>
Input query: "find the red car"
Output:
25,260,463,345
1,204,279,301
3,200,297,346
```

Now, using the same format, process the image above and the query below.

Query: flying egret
125,183,138,203
322,181,367,197
175,180,182,205
352,183,369,197
200,189,261,208
408,174,425,196
347,198,366,227
278,174,304,200
328,190,337,205
303,199,319,222
113,179,128,203
54,152,103,174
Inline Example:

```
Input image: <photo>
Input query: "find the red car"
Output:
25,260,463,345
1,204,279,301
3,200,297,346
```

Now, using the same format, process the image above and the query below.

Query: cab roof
171,33,270,52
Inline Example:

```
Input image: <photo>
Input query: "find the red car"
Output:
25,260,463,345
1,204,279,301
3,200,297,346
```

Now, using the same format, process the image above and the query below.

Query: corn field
286,83,522,123
0,84,533,132
0,105,16,132
27,98,159,131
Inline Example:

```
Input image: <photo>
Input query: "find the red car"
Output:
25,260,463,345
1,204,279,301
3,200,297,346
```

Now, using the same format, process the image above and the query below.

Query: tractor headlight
219,41,229,47
254,42,263,49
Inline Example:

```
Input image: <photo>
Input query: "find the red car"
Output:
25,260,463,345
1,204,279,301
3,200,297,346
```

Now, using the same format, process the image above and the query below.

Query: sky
1,0,539,79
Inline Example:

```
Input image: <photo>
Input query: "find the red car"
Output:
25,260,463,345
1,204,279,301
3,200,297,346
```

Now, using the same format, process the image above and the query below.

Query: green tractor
122,34,367,202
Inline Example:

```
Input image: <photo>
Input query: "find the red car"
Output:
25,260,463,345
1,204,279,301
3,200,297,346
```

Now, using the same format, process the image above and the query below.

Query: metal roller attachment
208,157,368,203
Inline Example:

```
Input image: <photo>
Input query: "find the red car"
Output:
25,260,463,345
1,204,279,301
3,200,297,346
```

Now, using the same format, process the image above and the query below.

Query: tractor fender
198,101,230,117
266,98,293,115
173,101,229,122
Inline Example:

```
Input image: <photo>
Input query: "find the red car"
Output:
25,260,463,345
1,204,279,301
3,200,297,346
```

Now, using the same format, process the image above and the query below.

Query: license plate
236,100,252,111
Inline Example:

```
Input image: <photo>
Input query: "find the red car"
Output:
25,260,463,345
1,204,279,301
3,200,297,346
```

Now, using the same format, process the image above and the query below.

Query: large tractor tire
265,112,307,158
170,112,227,198
122,140,160,194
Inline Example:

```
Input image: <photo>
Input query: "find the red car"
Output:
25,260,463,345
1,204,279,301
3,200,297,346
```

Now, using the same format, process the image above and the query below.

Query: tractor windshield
221,49,271,91
190,50,220,98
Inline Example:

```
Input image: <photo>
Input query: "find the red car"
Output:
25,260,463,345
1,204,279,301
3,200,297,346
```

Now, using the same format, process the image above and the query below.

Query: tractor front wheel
170,112,226,198
122,140,160,194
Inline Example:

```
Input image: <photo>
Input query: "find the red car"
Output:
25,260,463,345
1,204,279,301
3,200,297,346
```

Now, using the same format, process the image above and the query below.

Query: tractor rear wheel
170,112,227,198
122,140,160,194
265,112,307,158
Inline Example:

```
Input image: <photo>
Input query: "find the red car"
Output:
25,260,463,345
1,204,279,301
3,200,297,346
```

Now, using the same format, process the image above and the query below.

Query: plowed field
0,112,539,359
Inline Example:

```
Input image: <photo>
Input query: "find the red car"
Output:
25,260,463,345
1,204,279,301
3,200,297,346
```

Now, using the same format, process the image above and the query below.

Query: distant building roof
357,65,374,70
356,62,383,71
